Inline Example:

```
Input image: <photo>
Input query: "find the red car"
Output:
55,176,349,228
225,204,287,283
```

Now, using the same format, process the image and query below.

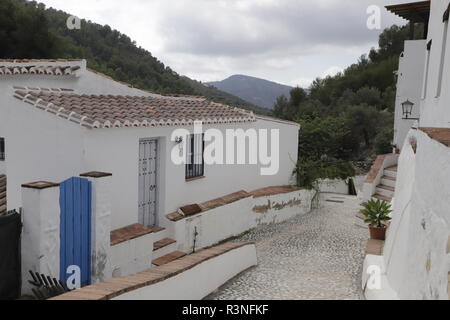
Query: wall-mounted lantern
402,100,419,120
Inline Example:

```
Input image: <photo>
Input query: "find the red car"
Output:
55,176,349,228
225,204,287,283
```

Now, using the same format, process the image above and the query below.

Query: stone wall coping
80,171,113,178
21,181,59,190
166,186,303,222
50,242,254,300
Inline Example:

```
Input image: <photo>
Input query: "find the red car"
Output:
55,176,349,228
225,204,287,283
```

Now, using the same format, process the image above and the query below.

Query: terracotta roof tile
0,65,80,76
13,90,255,128
419,127,450,147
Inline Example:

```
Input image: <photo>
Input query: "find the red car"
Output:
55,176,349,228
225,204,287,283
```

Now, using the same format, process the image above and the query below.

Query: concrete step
380,176,396,188
372,193,392,203
376,184,395,198
152,238,177,260
151,226,168,243
152,251,187,266
384,166,398,178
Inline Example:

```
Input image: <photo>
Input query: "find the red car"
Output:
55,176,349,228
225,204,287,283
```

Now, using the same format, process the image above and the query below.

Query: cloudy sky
39,0,409,87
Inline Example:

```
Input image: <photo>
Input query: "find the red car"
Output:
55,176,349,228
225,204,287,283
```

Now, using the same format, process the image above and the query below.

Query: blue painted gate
59,177,92,287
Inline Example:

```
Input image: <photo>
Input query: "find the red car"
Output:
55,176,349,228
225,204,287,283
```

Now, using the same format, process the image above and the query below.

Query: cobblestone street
208,194,367,300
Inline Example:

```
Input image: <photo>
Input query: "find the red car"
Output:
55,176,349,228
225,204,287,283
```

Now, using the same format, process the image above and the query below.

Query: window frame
0,137,5,161
185,133,205,180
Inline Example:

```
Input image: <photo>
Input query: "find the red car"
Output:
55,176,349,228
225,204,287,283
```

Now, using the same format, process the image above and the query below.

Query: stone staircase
150,227,185,267
372,166,397,203
0,175,6,214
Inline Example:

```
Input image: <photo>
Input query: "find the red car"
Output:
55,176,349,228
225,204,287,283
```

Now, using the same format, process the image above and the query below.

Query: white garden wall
166,189,315,253
379,129,450,299
113,243,257,300
110,233,154,278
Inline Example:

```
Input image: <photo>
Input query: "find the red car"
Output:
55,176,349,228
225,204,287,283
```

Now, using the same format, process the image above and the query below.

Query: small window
185,134,204,180
0,138,5,160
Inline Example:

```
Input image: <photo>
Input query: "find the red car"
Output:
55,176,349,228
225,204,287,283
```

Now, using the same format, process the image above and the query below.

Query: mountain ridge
207,74,293,109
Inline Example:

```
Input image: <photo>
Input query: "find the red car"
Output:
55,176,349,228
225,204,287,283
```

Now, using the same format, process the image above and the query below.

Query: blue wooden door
59,177,92,287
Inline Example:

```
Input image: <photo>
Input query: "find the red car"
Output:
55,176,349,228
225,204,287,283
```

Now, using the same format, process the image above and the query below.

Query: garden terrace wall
163,187,316,253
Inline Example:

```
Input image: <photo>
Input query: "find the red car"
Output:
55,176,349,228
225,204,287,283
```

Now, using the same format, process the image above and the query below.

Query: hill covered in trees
207,75,293,109
0,0,270,115
274,24,425,187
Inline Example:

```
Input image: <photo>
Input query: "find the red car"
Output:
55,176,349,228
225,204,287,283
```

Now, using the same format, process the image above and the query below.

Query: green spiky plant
360,199,392,228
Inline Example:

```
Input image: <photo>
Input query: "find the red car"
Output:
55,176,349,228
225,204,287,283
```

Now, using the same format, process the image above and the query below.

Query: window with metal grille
185,134,204,179
0,138,4,160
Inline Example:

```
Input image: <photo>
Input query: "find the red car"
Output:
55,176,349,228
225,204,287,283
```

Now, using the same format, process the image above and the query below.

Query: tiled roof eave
14,92,95,129
12,89,257,130
90,117,256,129
0,65,80,77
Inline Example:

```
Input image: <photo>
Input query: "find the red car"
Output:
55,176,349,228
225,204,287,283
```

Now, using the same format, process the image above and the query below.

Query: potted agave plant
360,199,392,240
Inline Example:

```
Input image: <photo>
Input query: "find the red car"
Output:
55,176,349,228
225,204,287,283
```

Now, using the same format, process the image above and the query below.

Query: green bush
374,128,393,154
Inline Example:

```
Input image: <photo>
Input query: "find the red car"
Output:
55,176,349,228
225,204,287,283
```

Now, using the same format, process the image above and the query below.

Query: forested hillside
275,24,425,187
0,0,268,114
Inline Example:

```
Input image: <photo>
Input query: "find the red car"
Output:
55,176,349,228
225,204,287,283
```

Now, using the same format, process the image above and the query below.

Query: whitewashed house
362,0,450,300
0,59,315,294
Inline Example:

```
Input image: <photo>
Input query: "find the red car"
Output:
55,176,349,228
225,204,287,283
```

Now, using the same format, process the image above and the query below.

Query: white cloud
321,66,344,78
39,0,409,84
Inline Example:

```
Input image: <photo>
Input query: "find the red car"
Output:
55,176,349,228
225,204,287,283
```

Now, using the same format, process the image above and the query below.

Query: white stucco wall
393,40,426,150
2,96,87,211
167,189,315,253
84,118,299,230
419,0,450,127
0,60,300,231
113,243,257,300
318,179,349,195
21,185,60,295
382,129,450,299
110,233,154,278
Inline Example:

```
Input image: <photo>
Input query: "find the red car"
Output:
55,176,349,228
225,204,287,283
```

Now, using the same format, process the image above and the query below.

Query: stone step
372,193,392,203
0,197,5,207
153,238,176,251
384,166,398,178
376,184,395,198
151,226,168,243
152,238,178,260
152,251,187,266
0,204,6,214
110,224,166,246
380,176,396,188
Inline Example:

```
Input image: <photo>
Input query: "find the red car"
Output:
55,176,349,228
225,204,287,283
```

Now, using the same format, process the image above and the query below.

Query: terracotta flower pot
369,226,387,240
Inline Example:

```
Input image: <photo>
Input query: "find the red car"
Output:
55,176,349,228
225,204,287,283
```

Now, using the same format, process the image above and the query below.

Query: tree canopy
276,24,422,187
0,0,269,115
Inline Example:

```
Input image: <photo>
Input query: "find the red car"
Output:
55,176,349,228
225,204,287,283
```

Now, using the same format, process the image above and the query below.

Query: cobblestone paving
208,194,367,300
